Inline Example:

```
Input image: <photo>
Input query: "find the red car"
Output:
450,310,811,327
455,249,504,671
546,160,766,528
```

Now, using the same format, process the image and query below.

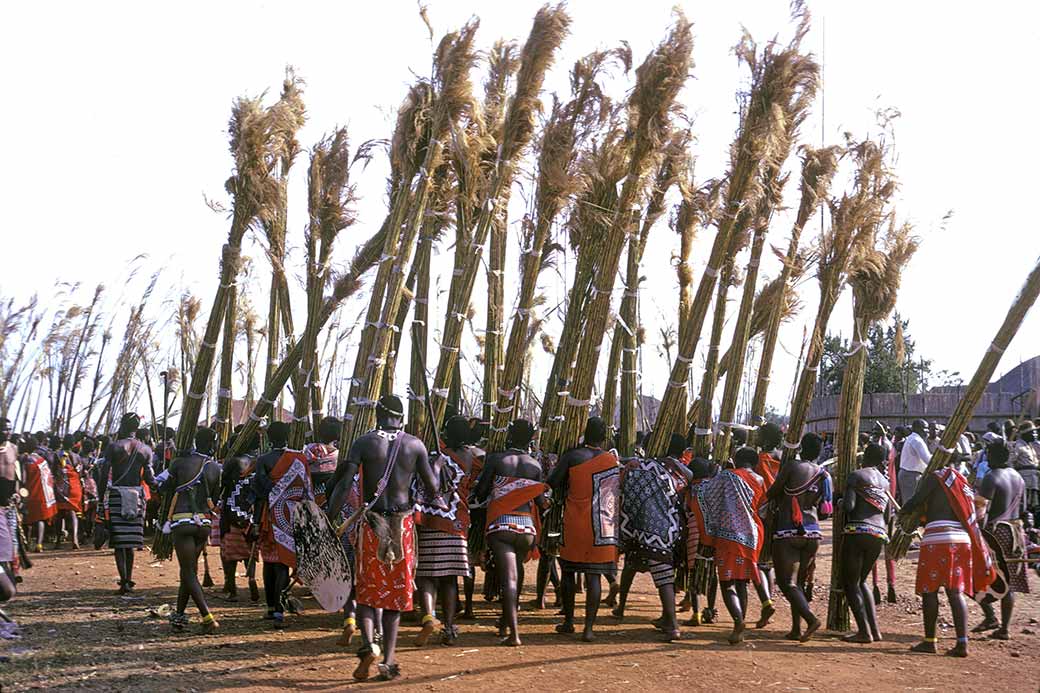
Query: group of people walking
1,404,1037,681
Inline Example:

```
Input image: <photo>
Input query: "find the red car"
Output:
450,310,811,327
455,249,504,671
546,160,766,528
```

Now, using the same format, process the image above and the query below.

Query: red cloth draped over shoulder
935,467,997,596
756,451,780,488
57,459,84,513
560,450,620,566
25,454,57,524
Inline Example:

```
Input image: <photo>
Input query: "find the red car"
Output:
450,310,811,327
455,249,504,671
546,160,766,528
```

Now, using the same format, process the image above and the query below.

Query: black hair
506,419,536,449
377,395,405,419
757,422,783,450
195,427,217,455
863,442,885,469
584,416,608,446
317,416,342,444
987,440,1010,468
688,456,717,480
800,432,823,462
62,434,75,450
732,428,748,447
267,421,290,447
666,433,687,459
443,416,472,449
733,446,758,469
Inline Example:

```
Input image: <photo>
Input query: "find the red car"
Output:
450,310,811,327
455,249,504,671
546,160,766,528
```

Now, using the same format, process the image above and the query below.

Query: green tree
819,316,932,396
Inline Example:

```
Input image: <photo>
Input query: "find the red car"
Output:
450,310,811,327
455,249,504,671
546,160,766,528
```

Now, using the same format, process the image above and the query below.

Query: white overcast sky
3,0,1039,427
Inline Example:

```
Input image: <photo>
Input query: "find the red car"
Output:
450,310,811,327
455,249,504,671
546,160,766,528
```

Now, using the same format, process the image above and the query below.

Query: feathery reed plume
780,137,894,463
486,46,619,450
649,9,811,457
342,22,481,448
749,144,840,428
552,12,693,455
428,5,571,441
175,89,292,453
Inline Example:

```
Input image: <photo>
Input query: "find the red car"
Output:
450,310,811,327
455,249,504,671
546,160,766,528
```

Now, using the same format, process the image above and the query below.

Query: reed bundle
780,138,894,462
537,123,628,451
262,72,306,417
826,217,919,630
175,88,303,453
485,48,619,451
749,145,840,428
223,77,436,459
342,24,480,448
427,5,571,437
215,279,238,448
554,13,693,455
686,272,802,423
287,128,359,448
713,39,818,461
889,254,1040,558
649,10,811,458
613,130,691,455
0,298,42,421
478,41,522,425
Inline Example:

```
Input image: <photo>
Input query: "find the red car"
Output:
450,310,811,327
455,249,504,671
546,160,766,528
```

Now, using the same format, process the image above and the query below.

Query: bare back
476,449,543,512
345,428,436,513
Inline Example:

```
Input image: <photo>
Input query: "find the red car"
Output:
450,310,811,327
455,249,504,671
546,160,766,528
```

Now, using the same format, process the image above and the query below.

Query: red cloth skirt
355,514,416,612
221,525,252,562
916,541,973,594
715,546,757,582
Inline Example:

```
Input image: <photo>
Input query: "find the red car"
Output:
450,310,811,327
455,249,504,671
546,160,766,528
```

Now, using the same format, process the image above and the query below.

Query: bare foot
945,642,969,658
990,629,1010,641
336,623,357,647
581,630,596,643
555,622,575,635
728,621,746,645
972,619,1000,633
755,603,775,629
415,617,439,647
611,606,624,622
870,630,883,642
784,630,801,641
499,636,522,647
842,632,872,644
663,629,681,642
799,617,820,643
910,640,937,654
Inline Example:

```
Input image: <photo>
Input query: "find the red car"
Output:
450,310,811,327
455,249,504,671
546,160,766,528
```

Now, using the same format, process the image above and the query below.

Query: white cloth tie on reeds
566,396,590,407
218,388,231,398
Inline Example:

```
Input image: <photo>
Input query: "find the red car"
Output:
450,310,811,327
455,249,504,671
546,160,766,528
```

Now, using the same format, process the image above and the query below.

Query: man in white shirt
898,419,932,502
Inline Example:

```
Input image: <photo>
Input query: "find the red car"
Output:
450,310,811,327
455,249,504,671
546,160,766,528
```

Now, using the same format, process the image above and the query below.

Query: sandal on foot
353,645,380,681
376,663,401,681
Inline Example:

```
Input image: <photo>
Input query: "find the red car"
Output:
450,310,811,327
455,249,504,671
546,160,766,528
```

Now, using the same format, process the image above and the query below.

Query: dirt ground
3,523,1039,693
